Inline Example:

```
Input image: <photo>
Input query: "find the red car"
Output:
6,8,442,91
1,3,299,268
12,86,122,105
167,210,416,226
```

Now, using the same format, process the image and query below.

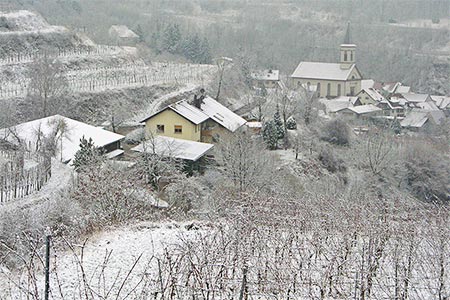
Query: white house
0,115,125,163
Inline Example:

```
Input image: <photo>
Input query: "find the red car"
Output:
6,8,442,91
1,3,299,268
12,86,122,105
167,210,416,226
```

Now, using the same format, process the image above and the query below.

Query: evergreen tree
72,136,102,171
135,24,145,43
200,37,212,64
161,24,182,54
392,117,402,135
286,117,297,130
262,120,279,150
273,105,285,139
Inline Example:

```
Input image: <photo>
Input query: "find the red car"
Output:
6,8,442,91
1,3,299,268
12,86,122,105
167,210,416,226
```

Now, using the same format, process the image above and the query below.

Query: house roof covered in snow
109,25,139,38
400,111,429,128
401,93,431,103
199,96,247,132
319,98,353,113
361,79,375,90
430,95,450,109
141,96,246,132
141,100,210,125
345,105,382,115
132,136,214,161
291,62,359,81
0,115,124,163
251,70,280,81
358,88,385,102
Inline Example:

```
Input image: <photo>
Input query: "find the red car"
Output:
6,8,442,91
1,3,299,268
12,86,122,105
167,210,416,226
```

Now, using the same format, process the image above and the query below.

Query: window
174,125,182,134
344,51,348,62
156,124,164,133
350,87,355,96
327,83,331,97
350,51,354,61
317,83,321,97
337,84,341,96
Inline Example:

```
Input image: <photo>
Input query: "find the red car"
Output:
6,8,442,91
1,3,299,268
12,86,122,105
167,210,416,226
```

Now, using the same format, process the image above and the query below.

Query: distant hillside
0,10,90,56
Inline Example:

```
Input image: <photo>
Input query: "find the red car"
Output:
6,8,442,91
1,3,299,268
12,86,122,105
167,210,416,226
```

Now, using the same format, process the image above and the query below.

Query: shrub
320,119,351,146
318,148,346,173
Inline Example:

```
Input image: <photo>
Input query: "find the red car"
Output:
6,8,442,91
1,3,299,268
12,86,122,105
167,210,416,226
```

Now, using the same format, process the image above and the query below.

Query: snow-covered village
0,1,449,299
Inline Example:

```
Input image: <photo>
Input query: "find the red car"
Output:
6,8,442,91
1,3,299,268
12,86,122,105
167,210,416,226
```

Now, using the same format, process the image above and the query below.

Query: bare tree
214,132,274,194
27,54,68,118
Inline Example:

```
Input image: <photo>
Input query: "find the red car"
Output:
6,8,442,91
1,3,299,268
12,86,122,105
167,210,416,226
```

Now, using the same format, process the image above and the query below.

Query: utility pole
44,230,52,300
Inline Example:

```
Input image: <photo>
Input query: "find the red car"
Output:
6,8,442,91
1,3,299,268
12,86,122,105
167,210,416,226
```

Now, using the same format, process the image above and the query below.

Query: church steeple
340,22,356,70
343,22,352,44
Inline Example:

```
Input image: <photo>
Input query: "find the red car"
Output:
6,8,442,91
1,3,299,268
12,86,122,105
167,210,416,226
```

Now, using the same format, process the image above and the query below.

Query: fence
0,63,217,98
0,45,122,66
0,150,52,203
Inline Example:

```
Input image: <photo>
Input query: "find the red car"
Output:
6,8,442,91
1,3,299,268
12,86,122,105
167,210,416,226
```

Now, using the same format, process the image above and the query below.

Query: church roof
291,62,358,81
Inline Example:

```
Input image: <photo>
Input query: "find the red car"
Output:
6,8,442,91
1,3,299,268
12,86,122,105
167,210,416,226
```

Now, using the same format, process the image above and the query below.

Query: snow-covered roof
334,96,360,105
426,110,446,125
359,88,385,102
291,62,357,81
381,82,400,94
246,121,263,128
141,96,246,132
109,25,139,38
251,70,280,81
346,105,382,115
141,100,209,125
430,95,450,109
131,136,214,161
319,98,352,113
396,85,411,94
170,101,210,124
413,101,439,111
0,115,124,163
361,79,375,90
401,93,430,103
200,96,247,132
401,112,429,128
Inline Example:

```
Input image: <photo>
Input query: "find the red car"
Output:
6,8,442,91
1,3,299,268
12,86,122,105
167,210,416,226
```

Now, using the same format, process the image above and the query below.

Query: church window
337,84,341,96
344,51,348,61
350,51,354,61
317,83,321,97
327,83,331,97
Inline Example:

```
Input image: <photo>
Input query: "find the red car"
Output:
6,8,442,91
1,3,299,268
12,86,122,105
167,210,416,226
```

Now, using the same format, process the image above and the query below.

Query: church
291,23,362,98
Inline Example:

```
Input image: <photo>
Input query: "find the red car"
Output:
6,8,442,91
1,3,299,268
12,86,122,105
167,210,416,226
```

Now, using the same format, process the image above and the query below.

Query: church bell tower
340,22,356,70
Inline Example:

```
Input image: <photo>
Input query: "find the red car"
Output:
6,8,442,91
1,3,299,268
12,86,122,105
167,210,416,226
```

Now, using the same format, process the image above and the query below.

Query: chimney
193,95,200,108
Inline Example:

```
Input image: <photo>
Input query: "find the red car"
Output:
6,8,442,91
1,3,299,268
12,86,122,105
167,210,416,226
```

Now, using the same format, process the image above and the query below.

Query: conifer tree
200,37,212,64
72,136,102,171
263,120,278,150
162,24,182,54
273,105,285,139
286,117,297,130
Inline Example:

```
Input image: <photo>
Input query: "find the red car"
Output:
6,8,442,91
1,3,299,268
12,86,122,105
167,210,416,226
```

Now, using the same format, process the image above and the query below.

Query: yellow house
291,23,363,98
141,95,247,143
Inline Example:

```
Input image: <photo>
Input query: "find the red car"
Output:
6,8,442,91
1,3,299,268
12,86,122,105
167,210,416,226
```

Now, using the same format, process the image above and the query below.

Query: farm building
109,25,139,46
0,115,125,163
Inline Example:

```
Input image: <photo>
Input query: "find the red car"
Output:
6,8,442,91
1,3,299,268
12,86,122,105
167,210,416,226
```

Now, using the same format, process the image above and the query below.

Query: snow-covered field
0,221,208,299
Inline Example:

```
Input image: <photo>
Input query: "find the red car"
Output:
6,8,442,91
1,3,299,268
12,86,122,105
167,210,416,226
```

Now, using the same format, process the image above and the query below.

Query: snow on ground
0,221,208,299
0,158,73,210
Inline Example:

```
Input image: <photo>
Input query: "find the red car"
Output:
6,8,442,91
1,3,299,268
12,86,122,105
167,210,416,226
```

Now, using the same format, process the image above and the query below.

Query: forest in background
1,0,449,94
